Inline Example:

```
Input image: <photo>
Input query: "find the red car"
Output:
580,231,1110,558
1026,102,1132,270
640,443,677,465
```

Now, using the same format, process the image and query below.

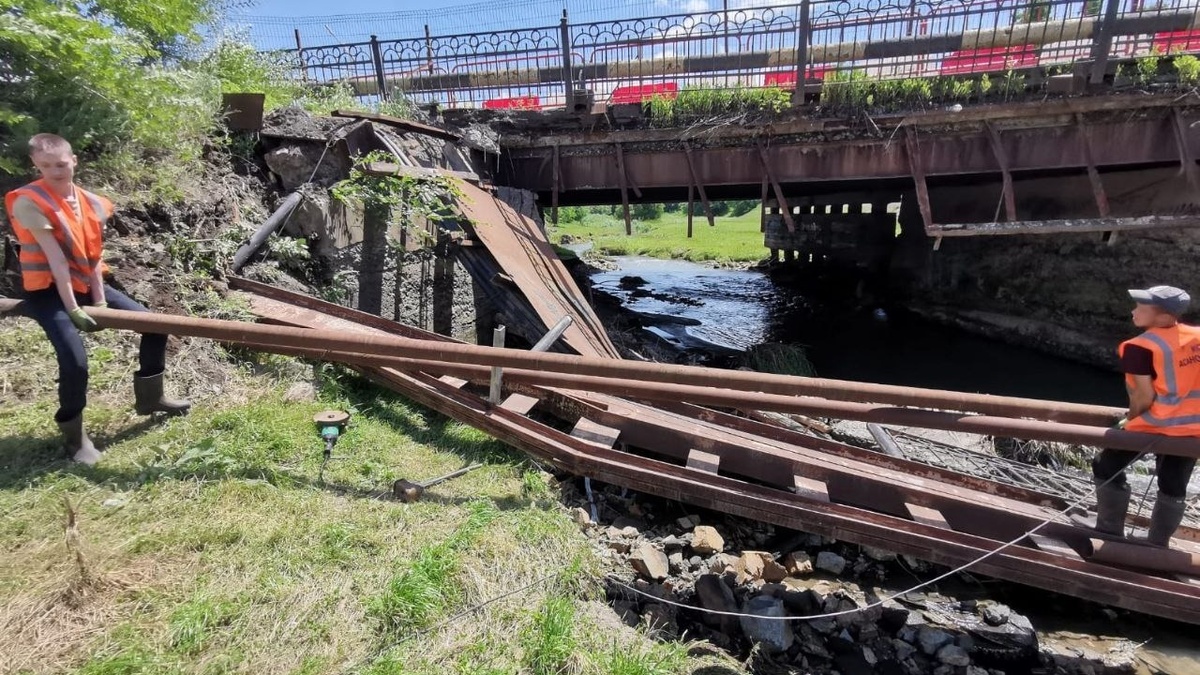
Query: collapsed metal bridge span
5,173,1200,626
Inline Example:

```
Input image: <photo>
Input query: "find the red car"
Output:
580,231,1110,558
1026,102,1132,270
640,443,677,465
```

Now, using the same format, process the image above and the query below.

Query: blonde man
4,134,189,465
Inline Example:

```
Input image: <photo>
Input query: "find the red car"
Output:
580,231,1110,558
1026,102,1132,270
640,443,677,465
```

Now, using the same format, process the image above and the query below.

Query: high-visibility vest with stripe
1120,324,1200,436
3,179,110,294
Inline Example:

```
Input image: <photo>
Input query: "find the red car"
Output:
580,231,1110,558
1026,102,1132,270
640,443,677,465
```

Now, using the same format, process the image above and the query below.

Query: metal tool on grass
314,410,351,481
393,463,483,502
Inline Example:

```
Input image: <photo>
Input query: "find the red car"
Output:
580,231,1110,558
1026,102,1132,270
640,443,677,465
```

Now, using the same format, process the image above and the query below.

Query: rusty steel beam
227,342,1200,458
241,285,1200,624
0,298,1128,427
1086,538,1200,576
904,126,936,235
756,139,796,233
502,112,1199,199
929,214,1200,237
615,141,633,235
1075,113,1111,219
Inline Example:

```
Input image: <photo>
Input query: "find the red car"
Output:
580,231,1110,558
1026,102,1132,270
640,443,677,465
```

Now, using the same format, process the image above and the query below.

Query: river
590,256,1126,407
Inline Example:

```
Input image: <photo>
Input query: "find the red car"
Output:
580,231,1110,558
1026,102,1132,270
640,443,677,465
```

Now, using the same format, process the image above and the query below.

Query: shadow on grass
0,417,165,489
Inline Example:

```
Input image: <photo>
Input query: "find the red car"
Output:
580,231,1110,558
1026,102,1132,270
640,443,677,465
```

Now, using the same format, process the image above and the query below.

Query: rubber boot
1146,492,1187,548
1093,481,1132,536
134,373,191,416
58,415,101,466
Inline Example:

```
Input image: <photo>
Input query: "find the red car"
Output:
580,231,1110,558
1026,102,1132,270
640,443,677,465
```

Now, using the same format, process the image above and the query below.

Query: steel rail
0,297,1123,426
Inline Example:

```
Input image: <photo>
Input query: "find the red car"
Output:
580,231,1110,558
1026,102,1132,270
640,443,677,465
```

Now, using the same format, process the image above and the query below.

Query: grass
551,210,767,264
0,314,738,674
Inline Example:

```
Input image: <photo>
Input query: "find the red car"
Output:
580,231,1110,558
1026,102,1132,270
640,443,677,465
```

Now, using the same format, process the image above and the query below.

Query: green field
550,210,768,264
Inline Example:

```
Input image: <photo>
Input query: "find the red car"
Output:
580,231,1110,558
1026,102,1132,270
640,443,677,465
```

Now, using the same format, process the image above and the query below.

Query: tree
1,0,221,181
1013,0,1051,23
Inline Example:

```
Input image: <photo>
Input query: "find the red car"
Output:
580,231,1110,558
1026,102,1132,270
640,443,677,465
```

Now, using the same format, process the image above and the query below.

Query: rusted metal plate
449,179,621,359
686,449,721,474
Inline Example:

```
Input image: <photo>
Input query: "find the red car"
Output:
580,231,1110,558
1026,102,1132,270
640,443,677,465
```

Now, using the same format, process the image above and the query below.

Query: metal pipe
532,316,573,352
1086,538,1200,575
226,341,1200,458
0,300,1126,426
230,192,303,273
868,423,905,458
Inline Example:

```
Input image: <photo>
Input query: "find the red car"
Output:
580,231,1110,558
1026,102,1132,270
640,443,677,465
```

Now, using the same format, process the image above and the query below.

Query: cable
605,452,1148,623
396,573,556,643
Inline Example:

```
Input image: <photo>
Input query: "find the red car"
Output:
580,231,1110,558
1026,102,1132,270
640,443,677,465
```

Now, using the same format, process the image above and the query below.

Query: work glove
1113,416,1128,430
68,307,100,333
93,302,107,309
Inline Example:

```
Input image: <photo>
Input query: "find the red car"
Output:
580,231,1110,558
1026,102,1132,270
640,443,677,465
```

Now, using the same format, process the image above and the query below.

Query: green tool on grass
314,410,351,481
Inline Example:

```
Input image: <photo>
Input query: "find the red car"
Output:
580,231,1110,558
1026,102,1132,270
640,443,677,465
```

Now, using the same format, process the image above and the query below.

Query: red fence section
938,45,1040,76
611,82,678,104
483,96,541,110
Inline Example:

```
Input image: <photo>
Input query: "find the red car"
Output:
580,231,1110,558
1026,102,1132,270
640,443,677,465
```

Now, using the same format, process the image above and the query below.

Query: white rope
605,458,1143,622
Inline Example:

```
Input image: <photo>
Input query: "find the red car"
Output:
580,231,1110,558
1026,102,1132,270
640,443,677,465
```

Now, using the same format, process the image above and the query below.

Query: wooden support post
904,126,937,242
488,325,506,405
1075,113,1111,219
760,175,769,233
683,144,716,227
551,143,561,226
985,122,1017,222
755,139,796,233
687,183,695,239
615,142,633,235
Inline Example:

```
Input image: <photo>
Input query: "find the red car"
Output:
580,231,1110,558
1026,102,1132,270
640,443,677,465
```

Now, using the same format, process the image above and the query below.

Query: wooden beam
985,122,1017,222
615,142,633,235
331,109,460,142
904,127,936,237
930,214,1200,236
756,139,796,233
683,144,716,227
1075,113,1111,218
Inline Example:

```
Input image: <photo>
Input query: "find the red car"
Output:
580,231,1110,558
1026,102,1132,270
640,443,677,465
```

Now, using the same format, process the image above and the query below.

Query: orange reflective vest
3,179,110,294
1120,324,1200,437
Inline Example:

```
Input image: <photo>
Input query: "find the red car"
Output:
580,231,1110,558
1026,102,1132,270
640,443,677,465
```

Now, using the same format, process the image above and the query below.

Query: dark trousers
22,285,167,423
1093,448,1197,498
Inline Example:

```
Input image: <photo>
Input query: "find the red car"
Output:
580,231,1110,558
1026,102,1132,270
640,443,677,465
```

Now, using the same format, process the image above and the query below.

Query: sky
243,0,454,17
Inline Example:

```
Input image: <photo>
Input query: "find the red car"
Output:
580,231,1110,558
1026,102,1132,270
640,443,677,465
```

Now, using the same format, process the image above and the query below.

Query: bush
557,206,586,223
632,202,664,221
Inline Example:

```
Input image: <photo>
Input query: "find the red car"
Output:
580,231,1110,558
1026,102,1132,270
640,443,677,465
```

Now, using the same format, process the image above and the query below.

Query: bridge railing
286,0,1200,111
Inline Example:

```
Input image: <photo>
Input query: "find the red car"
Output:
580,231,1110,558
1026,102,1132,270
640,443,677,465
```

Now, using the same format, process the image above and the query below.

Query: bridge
282,0,1200,261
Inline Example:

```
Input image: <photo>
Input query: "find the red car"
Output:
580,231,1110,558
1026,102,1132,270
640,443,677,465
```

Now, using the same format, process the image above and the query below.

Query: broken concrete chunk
735,552,766,584
690,525,724,555
630,543,669,581
570,507,592,528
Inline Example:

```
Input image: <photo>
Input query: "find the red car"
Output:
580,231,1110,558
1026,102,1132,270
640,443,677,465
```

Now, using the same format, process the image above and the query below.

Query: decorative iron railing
284,0,1200,111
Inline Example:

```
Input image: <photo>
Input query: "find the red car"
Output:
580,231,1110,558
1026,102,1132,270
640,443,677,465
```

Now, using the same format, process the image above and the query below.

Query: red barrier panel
1154,30,1200,54
939,44,1038,75
764,68,828,88
483,96,540,110
611,82,678,104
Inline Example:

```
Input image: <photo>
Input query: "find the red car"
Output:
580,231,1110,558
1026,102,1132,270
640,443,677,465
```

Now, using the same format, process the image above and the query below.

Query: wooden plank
331,109,461,142
1028,533,1086,560
500,392,540,416
686,448,721,474
439,375,469,389
793,474,830,502
571,417,621,448
906,503,950,529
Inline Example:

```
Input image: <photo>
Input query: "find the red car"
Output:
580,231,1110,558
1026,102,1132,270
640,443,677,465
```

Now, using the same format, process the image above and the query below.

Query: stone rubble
571,479,1143,675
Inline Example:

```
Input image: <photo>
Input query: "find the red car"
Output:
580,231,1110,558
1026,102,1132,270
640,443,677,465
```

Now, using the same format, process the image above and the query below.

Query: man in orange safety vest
3,134,189,466
1091,285,1197,547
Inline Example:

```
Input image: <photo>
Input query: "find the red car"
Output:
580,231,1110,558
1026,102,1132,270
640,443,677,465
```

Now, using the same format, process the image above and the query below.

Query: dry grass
0,313,736,675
